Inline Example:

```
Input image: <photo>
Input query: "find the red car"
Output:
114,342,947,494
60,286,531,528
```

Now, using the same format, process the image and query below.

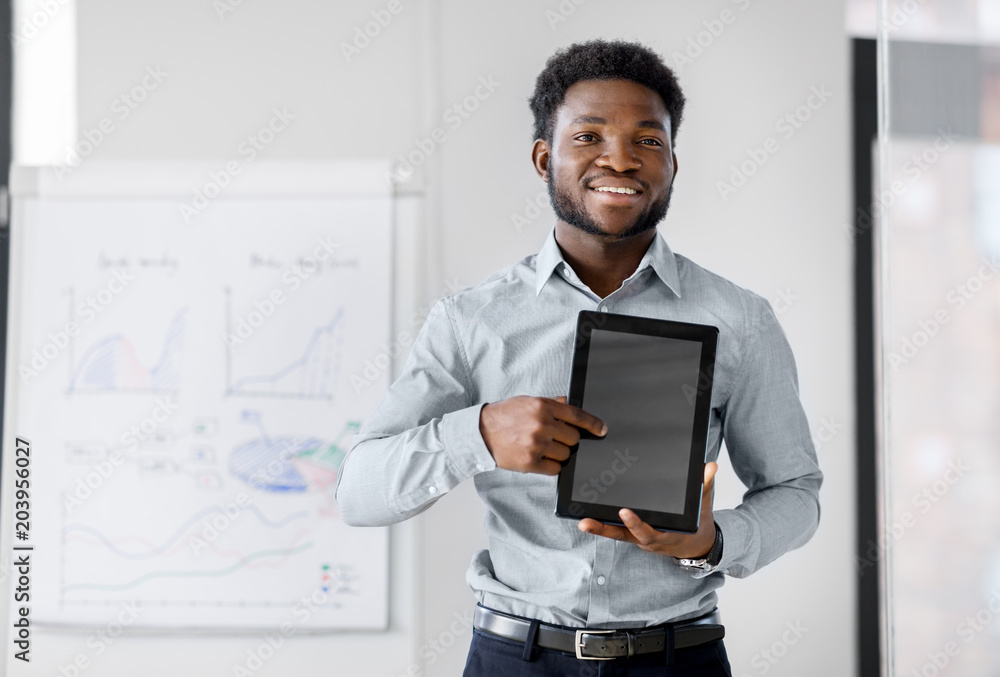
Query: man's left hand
578,462,718,559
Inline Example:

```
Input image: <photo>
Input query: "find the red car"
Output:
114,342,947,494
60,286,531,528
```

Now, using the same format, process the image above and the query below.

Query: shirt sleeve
702,296,823,579
334,297,497,527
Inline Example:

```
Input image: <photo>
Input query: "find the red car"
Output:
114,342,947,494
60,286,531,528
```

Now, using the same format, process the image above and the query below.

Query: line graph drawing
68,305,187,394
63,504,309,559
226,295,346,401
229,410,359,493
62,542,315,594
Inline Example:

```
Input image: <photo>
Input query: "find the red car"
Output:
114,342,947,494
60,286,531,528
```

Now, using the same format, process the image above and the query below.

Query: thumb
549,395,567,403
703,461,718,493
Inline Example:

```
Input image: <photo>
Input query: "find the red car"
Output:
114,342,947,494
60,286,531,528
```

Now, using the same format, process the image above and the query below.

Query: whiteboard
4,162,392,630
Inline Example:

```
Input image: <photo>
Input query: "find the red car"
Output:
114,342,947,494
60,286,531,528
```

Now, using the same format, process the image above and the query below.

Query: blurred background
0,0,995,675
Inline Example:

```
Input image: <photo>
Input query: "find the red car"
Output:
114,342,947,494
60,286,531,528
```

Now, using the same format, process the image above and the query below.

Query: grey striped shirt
335,227,822,628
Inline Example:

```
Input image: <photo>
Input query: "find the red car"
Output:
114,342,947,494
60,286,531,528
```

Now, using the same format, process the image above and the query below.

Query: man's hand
479,395,607,475
578,462,719,560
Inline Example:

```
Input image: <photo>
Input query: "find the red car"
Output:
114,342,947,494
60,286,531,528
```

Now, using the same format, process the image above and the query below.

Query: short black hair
528,39,685,146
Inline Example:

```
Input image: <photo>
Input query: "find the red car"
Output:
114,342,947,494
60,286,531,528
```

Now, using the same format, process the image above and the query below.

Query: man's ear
531,139,551,182
672,152,679,179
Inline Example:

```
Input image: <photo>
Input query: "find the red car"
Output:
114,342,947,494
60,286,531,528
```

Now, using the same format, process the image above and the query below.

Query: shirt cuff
440,403,497,478
703,509,760,579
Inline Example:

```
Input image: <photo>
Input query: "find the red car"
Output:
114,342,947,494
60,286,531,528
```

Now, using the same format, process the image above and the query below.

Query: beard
548,172,673,240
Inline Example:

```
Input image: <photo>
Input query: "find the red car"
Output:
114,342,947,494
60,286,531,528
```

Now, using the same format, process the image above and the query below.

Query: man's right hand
478,395,607,475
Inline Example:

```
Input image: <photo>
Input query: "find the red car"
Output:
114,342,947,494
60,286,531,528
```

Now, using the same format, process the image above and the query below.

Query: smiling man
336,40,822,676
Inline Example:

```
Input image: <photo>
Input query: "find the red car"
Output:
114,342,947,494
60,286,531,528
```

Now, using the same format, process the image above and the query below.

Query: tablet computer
555,310,719,533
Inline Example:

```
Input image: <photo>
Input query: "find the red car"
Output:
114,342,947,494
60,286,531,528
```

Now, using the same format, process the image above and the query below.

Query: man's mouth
591,186,640,195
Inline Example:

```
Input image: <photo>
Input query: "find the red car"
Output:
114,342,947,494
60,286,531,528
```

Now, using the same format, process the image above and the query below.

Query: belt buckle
575,629,616,661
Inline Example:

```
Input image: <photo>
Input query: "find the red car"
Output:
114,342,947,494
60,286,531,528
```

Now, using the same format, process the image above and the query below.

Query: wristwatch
676,522,723,572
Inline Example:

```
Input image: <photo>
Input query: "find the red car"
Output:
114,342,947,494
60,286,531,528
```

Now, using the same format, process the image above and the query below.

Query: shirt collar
534,227,682,298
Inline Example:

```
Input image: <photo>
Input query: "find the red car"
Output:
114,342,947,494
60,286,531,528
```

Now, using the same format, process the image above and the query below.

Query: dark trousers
462,628,733,677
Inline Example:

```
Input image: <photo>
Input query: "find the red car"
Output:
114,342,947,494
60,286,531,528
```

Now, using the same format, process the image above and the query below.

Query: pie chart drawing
230,413,360,493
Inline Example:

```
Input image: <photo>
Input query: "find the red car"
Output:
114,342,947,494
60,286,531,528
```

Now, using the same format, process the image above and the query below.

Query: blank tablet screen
569,328,704,515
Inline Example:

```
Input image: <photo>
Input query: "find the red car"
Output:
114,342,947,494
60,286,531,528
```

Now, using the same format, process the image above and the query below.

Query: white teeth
593,186,637,194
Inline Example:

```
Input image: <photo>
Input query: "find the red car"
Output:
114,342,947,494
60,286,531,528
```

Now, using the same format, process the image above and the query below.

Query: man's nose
595,138,640,173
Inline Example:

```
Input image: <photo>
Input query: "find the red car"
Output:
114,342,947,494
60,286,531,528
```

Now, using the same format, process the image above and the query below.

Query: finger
548,419,582,447
538,440,571,464
534,457,563,476
619,509,663,546
703,462,718,498
549,395,567,403
704,461,718,486
578,518,634,543
701,462,718,519
551,402,607,438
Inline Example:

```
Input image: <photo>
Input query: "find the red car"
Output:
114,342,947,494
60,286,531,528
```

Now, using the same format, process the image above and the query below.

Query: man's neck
554,223,656,299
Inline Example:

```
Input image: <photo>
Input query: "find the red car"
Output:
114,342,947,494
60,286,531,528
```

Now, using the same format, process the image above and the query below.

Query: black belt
473,605,725,661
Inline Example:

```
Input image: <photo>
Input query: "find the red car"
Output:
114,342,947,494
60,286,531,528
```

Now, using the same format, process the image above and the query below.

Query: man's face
537,79,678,240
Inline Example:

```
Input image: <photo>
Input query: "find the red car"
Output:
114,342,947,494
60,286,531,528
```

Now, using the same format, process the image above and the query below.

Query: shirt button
599,306,609,313
475,463,485,472
597,575,606,585
428,486,438,495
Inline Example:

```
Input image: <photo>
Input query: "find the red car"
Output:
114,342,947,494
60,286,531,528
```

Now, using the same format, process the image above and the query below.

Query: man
336,39,822,676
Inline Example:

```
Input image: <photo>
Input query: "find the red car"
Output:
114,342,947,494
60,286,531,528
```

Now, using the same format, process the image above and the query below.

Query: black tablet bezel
555,310,719,534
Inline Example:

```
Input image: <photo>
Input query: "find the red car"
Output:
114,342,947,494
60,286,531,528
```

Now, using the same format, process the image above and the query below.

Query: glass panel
881,2,1000,674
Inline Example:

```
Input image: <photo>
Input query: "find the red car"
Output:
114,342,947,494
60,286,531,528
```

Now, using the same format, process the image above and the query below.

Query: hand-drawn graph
225,287,348,401
59,499,354,608
68,304,187,394
229,410,358,493
15,181,392,629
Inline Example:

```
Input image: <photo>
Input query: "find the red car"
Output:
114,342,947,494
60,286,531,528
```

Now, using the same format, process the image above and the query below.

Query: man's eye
640,138,662,146
576,134,597,142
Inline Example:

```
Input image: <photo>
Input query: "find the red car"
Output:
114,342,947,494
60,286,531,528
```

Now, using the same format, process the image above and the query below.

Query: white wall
7,1,854,675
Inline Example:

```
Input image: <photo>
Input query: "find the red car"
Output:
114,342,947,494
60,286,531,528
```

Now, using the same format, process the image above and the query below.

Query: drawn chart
226,294,347,401
11,182,392,629
230,409,358,494
68,305,188,394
